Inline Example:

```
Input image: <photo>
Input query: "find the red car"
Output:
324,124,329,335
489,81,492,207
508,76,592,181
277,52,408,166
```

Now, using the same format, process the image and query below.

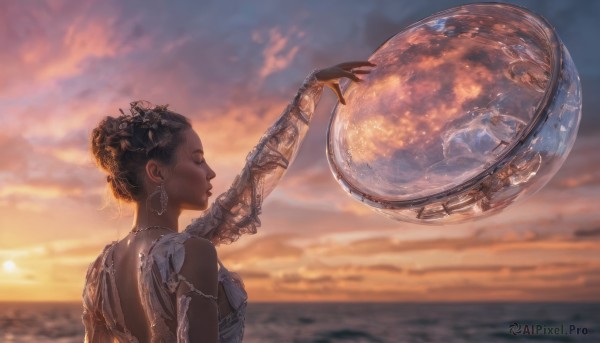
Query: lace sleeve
184,70,324,246
82,245,117,343
82,307,113,343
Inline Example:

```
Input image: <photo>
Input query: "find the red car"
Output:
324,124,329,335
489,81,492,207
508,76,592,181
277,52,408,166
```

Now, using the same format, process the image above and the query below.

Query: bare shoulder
175,236,219,340
181,236,217,263
177,236,218,290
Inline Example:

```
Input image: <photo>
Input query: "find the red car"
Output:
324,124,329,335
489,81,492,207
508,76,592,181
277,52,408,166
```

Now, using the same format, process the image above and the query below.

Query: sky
0,0,599,303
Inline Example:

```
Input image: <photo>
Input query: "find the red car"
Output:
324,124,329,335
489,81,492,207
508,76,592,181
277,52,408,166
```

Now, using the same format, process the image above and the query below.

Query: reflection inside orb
327,3,581,224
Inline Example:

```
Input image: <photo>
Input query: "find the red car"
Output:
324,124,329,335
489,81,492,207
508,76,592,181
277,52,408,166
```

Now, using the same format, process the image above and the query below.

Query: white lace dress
82,71,324,342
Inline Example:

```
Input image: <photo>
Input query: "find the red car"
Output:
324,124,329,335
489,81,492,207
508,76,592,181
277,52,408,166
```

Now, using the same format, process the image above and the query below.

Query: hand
315,61,376,105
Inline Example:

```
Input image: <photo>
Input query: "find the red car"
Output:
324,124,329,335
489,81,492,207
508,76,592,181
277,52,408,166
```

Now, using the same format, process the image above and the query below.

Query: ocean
0,302,598,342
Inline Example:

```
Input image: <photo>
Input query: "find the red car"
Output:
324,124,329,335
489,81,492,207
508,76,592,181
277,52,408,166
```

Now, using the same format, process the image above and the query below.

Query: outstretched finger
338,61,376,69
337,61,376,70
340,69,362,83
329,82,346,105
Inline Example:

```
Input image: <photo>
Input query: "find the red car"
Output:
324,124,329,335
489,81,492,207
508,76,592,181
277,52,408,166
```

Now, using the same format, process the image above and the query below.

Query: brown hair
91,101,191,202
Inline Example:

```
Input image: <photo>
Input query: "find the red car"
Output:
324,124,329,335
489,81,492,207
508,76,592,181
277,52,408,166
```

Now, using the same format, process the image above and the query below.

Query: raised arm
185,62,375,246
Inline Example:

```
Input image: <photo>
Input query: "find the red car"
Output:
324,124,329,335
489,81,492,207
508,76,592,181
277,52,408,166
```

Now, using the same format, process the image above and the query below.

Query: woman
82,61,375,343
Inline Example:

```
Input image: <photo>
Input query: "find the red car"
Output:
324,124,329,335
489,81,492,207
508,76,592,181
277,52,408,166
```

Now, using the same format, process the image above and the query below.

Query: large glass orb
326,3,582,224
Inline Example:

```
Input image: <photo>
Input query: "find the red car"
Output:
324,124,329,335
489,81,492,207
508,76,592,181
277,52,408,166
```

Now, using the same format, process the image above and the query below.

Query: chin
198,201,210,211
182,201,209,211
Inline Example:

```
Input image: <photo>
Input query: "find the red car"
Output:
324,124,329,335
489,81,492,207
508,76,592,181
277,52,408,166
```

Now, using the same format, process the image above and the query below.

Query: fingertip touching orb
326,3,581,224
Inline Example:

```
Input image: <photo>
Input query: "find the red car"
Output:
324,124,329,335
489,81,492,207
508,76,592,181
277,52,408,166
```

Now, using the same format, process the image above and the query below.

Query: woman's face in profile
165,128,216,211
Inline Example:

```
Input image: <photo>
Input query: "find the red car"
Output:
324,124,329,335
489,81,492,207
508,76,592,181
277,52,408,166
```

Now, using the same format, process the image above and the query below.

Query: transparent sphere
326,3,582,224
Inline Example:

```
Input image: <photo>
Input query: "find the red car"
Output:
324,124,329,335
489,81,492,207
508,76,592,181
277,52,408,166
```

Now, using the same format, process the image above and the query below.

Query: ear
145,159,166,184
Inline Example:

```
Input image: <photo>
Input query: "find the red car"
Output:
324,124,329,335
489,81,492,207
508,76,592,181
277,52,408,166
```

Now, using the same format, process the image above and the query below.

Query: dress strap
177,274,218,302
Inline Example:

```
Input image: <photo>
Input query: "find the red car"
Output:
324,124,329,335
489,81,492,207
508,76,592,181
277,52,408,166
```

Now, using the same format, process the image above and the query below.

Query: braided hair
91,101,191,202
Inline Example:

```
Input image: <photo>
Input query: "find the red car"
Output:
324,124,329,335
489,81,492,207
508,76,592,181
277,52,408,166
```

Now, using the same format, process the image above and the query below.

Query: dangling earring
147,182,168,215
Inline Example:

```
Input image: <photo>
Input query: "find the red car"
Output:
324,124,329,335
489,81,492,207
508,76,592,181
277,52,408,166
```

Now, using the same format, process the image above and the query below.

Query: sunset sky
1,0,599,303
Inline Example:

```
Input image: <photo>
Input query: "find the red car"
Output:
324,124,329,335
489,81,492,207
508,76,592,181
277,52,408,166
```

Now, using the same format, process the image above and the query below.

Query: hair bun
90,101,191,202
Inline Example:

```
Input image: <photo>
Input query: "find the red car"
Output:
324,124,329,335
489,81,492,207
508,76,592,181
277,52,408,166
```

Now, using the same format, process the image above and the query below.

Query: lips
207,186,213,196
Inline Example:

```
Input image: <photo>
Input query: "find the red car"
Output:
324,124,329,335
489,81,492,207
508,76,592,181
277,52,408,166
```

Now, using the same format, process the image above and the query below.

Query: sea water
0,302,598,342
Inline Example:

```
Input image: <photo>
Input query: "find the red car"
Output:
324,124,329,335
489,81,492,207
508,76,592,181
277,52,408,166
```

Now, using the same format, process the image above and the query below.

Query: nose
207,164,216,180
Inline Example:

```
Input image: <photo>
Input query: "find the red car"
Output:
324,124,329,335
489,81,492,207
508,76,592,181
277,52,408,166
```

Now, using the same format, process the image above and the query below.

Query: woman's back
82,230,246,342
111,230,178,342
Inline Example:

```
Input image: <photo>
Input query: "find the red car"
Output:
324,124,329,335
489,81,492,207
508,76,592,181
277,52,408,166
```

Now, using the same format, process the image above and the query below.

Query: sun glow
3,260,17,272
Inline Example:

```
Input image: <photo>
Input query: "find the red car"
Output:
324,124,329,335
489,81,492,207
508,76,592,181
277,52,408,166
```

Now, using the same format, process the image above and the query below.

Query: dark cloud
278,273,334,285
408,262,589,276
274,272,366,287
573,227,600,238
307,262,403,275
426,268,600,301
408,265,536,275
315,224,600,257
363,264,403,273
341,275,364,282
238,270,271,280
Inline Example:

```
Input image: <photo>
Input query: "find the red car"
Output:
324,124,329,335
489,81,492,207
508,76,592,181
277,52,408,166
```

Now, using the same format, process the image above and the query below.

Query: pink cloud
256,27,302,80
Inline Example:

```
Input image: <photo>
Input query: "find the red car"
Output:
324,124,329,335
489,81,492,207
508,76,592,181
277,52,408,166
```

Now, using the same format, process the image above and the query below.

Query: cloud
1,235,113,261
220,233,304,264
0,132,102,209
238,270,271,280
0,234,115,299
0,1,126,98
546,136,600,189
301,261,403,275
277,272,334,285
0,134,31,173
257,197,400,240
425,269,600,302
573,227,600,238
408,265,535,275
256,27,302,80
306,223,600,257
